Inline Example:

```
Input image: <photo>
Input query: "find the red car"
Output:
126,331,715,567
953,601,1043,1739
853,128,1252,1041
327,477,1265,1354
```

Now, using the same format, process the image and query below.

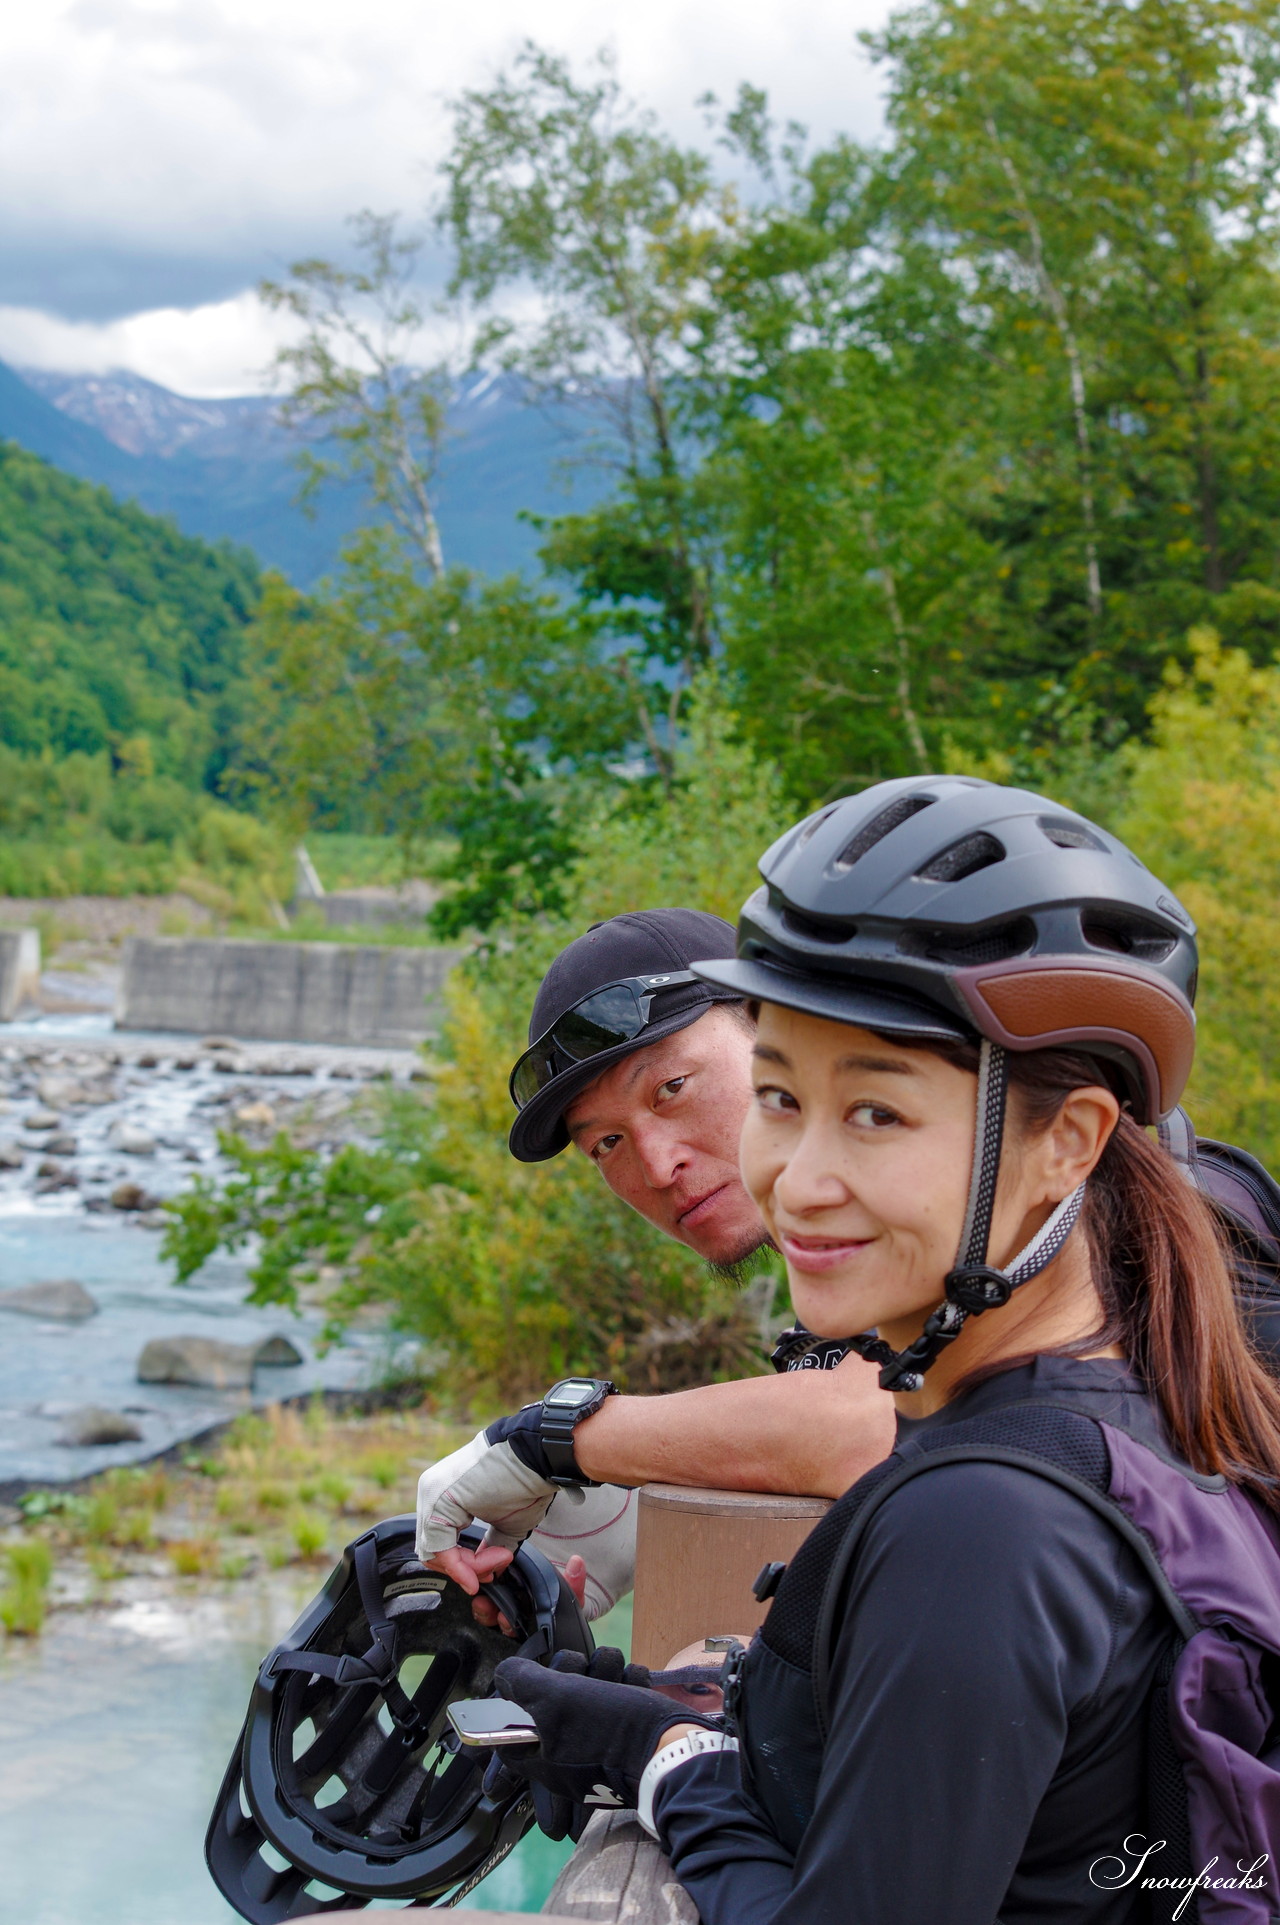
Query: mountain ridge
0,364,603,585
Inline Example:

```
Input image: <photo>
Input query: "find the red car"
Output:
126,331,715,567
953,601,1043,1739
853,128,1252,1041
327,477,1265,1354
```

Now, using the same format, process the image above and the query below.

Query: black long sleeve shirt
654,1358,1172,1925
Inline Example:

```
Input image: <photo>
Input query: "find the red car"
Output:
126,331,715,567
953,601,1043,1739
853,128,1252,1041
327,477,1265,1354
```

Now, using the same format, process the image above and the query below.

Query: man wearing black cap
509,908,768,1265
416,910,893,1620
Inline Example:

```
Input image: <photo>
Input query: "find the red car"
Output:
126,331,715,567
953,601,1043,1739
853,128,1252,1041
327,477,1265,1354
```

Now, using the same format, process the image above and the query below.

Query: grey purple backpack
733,1388,1280,1925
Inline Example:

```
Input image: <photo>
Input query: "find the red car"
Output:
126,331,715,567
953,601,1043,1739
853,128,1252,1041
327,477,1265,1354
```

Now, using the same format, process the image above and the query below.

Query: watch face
545,1380,594,1408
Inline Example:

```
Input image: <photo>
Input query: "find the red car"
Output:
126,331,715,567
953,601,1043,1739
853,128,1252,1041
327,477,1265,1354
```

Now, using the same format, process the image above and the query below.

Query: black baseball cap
508,908,744,1163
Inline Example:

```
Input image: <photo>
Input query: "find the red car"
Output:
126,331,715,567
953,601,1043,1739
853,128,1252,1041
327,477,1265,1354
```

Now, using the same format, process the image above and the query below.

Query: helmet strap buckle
946,1265,1014,1313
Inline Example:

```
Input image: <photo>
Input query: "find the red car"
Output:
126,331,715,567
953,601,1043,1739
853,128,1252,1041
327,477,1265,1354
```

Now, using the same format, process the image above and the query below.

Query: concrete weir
0,928,40,1019
117,935,459,1046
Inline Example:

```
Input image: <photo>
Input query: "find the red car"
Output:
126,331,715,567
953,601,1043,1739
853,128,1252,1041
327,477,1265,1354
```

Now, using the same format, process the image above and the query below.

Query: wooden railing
543,1479,832,1922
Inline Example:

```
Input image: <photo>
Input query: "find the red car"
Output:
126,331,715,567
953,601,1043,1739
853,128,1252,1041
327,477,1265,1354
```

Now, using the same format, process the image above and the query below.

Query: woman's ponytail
1007,1049,1280,1504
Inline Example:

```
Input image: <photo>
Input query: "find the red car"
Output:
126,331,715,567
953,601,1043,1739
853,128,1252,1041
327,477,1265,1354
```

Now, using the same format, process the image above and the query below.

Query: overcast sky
0,0,894,394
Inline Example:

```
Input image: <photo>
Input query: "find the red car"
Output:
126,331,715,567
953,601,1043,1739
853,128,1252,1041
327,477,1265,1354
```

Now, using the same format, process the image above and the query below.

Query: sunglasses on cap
509,971,700,1111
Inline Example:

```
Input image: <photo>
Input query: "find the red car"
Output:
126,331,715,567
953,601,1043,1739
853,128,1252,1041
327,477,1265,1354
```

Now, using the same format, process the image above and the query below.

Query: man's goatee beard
706,1234,776,1286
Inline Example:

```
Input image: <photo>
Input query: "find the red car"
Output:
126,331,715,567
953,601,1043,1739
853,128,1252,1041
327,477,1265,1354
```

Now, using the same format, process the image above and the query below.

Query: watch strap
539,1379,615,1487
637,1729,739,1838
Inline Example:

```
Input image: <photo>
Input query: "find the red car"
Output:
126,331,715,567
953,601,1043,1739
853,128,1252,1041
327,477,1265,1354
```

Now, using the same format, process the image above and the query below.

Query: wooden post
543,1810,695,1922
630,1483,831,1669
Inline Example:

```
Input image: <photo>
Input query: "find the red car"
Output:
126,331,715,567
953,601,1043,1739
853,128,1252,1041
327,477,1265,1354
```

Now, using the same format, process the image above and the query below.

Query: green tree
442,43,740,770
1116,628,1280,1163
868,0,1280,705
260,212,451,580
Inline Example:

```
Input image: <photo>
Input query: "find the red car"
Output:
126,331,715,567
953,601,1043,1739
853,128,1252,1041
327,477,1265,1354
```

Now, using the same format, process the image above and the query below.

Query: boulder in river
57,1406,144,1447
136,1332,305,1389
0,1142,23,1169
138,1335,255,1389
35,1165,78,1193
232,1099,276,1131
108,1120,157,1156
23,1108,59,1132
44,1132,76,1156
0,1278,99,1321
110,1180,159,1211
254,1333,305,1366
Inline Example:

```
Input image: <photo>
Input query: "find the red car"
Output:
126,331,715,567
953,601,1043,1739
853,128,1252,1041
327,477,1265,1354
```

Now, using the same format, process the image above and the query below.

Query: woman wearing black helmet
491,777,1280,1925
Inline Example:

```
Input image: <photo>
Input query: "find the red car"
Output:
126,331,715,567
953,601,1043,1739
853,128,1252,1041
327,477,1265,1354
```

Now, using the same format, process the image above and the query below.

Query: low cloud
0,292,299,397
0,0,889,336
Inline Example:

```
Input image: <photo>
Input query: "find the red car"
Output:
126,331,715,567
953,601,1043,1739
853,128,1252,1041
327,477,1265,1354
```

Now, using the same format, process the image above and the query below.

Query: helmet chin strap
850,1040,1088,1394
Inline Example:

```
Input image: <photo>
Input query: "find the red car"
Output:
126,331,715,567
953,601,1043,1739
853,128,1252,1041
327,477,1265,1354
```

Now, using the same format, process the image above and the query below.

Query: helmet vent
1081,911,1178,962
782,907,853,945
1039,815,1106,851
904,917,1035,966
796,805,837,849
917,832,1005,883
833,793,934,871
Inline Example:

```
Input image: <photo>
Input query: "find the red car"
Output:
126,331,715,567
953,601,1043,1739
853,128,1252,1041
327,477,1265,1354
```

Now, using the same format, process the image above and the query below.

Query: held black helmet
206,1517,592,1922
694,776,1199,1392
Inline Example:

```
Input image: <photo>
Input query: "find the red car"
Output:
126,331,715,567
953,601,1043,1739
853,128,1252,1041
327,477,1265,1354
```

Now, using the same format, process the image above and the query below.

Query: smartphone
446,1698,539,1747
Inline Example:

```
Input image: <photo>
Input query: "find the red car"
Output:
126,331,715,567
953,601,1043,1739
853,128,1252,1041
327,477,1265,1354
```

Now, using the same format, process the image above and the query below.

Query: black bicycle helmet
207,1518,593,1922
694,775,1199,1391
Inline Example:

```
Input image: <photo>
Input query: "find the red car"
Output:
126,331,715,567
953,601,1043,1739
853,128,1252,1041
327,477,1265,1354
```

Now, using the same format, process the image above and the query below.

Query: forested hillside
0,442,257,781
0,443,279,901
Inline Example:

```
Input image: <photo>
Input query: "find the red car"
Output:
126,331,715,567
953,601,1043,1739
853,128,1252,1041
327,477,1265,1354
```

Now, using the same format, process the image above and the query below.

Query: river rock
35,1165,78,1193
232,1099,276,1131
0,1142,23,1169
44,1132,77,1156
109,1120,156,1155
37,1075,105,1110
23,1108,59,1131
136,1332,305,1388
0,1279,99,1320
57,1406,143,1447
110,1180,158,1211
255,1334,304,1366
138,1335,256,1389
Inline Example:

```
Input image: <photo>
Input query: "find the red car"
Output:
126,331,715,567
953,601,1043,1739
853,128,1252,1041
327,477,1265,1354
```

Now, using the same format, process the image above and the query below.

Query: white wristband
637,1729,739,1839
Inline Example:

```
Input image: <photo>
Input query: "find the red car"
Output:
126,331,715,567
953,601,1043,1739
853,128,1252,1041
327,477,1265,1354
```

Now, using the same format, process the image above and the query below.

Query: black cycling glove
482,1648,720,1839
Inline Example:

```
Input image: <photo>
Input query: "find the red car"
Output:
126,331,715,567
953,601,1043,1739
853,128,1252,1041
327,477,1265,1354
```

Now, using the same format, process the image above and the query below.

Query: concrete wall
0,929,40,1021
321,885,434,930
117,937,459,1046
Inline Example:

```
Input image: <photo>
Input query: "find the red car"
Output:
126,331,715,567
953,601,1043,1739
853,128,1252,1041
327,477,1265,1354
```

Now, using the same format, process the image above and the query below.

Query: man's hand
416,1415,640,1623
415,1425,563,1565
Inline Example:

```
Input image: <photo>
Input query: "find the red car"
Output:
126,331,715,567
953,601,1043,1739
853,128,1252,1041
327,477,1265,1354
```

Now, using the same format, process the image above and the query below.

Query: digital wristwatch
539,1377,617,1486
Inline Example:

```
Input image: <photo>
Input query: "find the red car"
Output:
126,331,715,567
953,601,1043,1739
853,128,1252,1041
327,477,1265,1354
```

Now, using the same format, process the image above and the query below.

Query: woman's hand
485,1652,721,1834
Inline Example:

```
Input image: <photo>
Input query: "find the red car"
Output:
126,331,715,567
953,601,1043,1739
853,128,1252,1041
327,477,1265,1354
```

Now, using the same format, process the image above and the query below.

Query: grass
0,1539,54,1635
4,1399,468,1627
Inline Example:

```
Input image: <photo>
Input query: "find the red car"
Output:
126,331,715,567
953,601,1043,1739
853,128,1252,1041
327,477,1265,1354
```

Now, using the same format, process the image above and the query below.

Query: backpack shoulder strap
811,1439,1197,1735
1157,1104,1200,1175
